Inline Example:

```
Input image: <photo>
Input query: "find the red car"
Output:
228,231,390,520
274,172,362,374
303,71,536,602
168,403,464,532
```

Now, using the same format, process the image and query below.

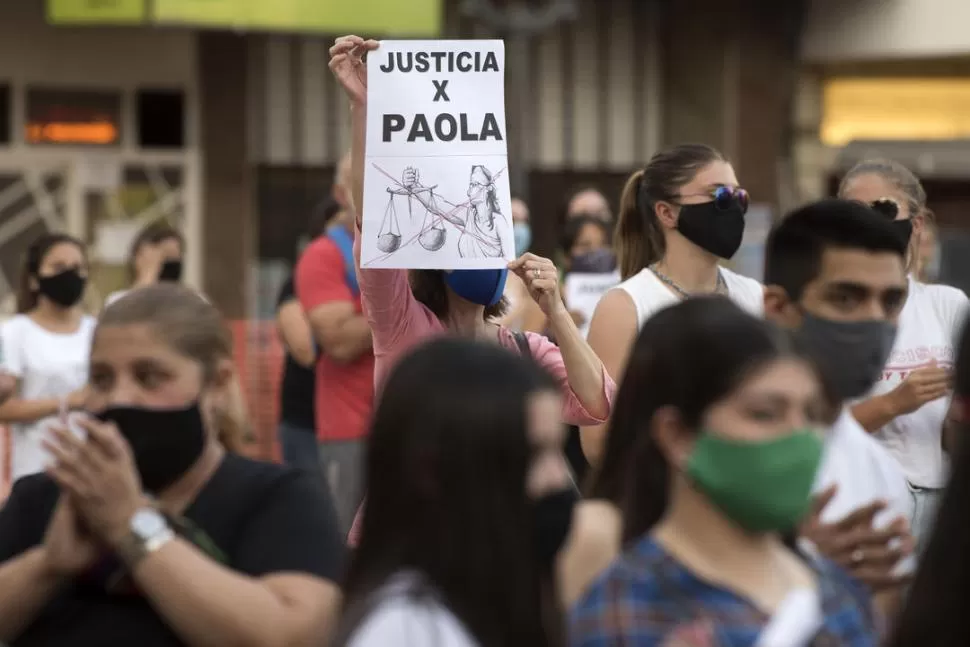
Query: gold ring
533,267,540,280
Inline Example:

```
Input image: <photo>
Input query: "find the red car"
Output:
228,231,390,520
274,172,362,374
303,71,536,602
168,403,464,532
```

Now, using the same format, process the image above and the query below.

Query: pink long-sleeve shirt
353,227,614,422
347,227,615,545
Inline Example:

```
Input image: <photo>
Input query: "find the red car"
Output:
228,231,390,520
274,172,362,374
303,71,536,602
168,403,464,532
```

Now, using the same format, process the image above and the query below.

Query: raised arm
332,36,430,354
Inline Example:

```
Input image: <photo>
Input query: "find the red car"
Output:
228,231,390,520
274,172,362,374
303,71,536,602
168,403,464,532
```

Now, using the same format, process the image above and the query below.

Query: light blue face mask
513,223,531,256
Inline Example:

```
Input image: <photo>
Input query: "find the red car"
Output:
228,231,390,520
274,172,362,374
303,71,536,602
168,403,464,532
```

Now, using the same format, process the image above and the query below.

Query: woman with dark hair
838,159,968,548
888,316,970,646
0,234,95,483
330,37,614,544
104,220,185,307
582,144,763,467
332,337,572,646
570,298,878,645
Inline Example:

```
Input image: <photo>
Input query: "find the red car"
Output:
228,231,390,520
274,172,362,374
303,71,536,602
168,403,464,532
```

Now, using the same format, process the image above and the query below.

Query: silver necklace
649,264,727,299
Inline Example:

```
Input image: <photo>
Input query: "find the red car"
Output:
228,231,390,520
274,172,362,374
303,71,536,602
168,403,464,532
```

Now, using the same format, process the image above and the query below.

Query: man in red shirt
296,154,374,533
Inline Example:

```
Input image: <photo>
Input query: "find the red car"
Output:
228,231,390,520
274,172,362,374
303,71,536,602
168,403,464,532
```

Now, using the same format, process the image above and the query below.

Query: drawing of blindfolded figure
459,165,504,260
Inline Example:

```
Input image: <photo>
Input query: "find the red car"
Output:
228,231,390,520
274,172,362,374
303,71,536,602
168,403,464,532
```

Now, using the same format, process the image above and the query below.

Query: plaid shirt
569,536,878,647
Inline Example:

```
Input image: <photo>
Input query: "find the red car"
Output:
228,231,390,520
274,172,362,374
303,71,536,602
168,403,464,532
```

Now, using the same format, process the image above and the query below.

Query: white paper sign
564,271,621,338
94,220,143,264
362,40,512,270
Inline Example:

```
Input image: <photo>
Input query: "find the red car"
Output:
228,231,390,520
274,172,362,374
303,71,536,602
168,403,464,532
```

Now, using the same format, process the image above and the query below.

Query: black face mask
37,269,86,308
677,201,746,259
97,402,206,493
532,488,577,570
158,260,183,282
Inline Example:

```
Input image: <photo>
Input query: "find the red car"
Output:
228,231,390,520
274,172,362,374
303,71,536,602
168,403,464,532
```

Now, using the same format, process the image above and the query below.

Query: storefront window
25,88,122,146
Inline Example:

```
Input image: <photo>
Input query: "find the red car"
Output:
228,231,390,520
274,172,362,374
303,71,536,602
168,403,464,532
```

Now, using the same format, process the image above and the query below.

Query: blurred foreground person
570,298,878,646
888,316,970,647
332,338,573,647
0,285,343,647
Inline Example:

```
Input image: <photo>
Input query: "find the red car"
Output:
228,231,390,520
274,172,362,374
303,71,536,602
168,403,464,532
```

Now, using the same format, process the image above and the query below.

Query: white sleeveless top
616,266,764,329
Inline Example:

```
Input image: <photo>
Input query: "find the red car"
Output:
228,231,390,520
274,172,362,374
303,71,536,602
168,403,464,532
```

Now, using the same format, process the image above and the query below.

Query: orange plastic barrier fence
0,320,288,503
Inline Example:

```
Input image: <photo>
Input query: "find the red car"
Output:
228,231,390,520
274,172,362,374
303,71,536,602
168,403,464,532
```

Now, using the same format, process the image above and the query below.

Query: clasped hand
40,417,148,575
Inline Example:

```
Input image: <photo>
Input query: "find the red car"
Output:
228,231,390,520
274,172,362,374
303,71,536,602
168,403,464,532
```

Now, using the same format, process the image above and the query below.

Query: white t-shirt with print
0,314,97,482
867,278,968,488
615,266,763,329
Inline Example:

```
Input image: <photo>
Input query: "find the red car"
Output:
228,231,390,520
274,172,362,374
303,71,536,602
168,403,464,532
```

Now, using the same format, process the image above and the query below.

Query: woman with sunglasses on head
329,36,614,544
0,234,96,485
838,159,969,549
581,144,763,467
0,284,344,647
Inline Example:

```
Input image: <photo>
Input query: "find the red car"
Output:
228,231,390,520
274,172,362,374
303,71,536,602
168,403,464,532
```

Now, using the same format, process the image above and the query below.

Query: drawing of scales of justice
371,164,507,262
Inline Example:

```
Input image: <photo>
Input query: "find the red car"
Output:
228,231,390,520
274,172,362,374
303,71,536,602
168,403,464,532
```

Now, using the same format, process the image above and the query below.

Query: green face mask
685,428,823,533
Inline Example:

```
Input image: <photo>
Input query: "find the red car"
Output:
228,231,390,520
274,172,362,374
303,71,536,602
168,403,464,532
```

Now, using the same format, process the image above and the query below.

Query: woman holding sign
329,35,615,542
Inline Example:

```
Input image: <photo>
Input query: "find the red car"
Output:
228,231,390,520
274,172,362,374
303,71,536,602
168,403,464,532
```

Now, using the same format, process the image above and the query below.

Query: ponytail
615,170,663,280
615,144,726,281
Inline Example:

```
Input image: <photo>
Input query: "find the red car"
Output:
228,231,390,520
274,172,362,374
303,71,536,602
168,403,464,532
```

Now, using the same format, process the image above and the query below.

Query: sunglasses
868,198,901,221
675,186,749,214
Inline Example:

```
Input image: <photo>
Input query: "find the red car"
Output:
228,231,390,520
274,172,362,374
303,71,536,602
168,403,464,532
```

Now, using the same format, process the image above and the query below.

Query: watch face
131,508,167,539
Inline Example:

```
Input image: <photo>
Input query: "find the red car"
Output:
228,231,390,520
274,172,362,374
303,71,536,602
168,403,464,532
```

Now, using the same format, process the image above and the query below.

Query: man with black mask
763,198,914,613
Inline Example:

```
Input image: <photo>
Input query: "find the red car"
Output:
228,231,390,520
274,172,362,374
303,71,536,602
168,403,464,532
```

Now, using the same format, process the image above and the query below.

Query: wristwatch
116,507,176,568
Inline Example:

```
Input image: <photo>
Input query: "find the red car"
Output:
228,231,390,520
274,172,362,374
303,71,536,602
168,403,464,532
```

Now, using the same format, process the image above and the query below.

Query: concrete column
198,32,253,319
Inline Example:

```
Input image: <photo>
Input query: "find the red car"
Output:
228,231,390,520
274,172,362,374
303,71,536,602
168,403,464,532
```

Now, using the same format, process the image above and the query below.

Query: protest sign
362,40,512,269
564,271,621,338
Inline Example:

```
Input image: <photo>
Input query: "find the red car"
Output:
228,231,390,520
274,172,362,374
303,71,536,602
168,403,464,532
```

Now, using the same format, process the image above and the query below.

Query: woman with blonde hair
582,145,763,466
0,284,344,646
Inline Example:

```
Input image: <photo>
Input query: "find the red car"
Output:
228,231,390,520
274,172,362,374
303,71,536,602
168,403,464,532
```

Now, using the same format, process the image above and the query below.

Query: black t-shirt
0,454,346,647
276,276,316,430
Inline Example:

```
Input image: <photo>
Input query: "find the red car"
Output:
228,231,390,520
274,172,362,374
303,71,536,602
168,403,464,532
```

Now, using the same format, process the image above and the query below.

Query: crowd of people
0,33,966,646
